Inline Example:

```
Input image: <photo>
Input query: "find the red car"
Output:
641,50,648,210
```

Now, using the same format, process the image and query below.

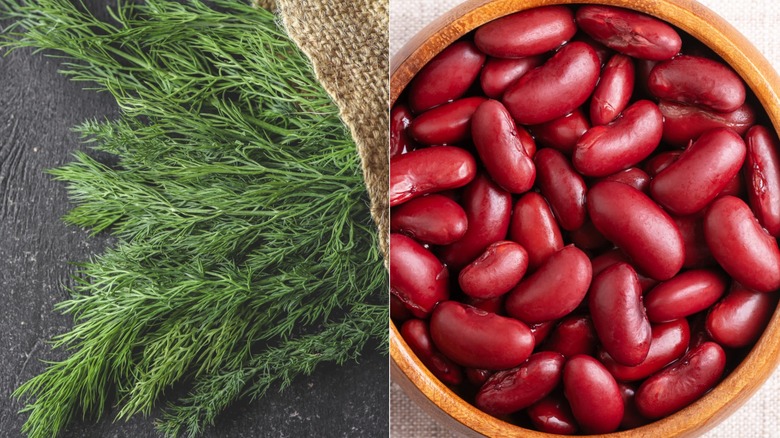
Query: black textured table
0,2,388,437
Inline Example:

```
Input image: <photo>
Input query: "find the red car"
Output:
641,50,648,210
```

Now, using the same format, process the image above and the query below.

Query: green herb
0,1,387,437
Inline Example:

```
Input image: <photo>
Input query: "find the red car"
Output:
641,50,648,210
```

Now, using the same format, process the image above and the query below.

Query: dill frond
1,1,387,437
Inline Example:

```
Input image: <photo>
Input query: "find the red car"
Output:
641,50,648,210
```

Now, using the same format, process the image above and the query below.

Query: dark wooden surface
0,2,388,437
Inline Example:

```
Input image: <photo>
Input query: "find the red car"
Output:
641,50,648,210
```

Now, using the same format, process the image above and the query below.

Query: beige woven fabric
391,1,780,437
256,0,390,258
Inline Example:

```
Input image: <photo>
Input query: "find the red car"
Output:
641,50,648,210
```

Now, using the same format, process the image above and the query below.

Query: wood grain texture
390,0,780,436
0,2,387,437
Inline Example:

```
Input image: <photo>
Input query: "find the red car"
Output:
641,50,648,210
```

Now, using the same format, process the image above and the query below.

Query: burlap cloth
391,0,780,437
255,0,390,257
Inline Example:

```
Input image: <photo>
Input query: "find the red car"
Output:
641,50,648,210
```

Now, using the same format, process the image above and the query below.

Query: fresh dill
0,0,387,437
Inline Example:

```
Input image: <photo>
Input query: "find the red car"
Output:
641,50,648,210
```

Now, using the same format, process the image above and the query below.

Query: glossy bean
590,263,651,366
573,100,663,177
659,100,755,147
474,6,577,58
643,150,681,177
466,368,493,386
645,269,728,323
389,233,449,318
597,167,651,192
503,42,601,125
508,192,564,270
590,54,635,125
704,195,780,292
390,293,412,323
671,213,716,269
390,146,477,207
390,194,468,245
528,394,579,435
744,125,780,236
543,314,598,358
480,56,544,99
463,295,505,315
635,342,726,419
409,97,487,145
459,241,529,299
563,355,624,434
439,173,513,270
407,40,486,113
576,5,681,60
535,148,588,231
400,319,464,386
471,100,537,193
475,352,565,416
506,245,592,324
648,55,745,112
588,181,684,280
568,220,611,251
430,301,534,370
599,319,690,382
650,128,746,215
530,320,557,348
618,383,650,429
529,108,590,155
707,282,779,348
390,104,414,158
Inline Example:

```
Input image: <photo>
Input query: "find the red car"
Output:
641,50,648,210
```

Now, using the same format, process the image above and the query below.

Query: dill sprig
0,1,387,437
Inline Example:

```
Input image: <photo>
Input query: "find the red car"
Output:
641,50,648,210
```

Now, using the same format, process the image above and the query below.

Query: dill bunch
0,0,387,437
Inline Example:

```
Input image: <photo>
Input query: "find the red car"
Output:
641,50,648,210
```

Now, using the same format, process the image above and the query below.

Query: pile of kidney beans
390,3,780,434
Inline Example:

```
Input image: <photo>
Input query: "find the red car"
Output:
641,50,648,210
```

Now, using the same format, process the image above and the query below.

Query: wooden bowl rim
390,1,780,437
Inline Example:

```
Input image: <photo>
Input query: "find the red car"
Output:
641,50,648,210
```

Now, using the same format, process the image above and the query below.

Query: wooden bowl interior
390,1,780,437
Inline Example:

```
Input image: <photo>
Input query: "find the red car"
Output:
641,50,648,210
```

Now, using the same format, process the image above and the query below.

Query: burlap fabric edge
254,0,390,260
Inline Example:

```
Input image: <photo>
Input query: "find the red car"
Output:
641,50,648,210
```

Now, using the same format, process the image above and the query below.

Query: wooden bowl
390,1,780,436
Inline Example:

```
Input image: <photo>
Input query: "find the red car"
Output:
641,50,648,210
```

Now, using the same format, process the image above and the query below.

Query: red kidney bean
599,318,690,382
529,108,590,155
430,301,534,370
506,245,592,324
503,42,601,125
439,173,513,270
390,146,477,207
650,128,746,215
598,167,651,192
563,354,623,434
576,5,681,60
390,293,412,323
618,383,650,429
390,103,414,158
574,100,663,177
744,125,780,236
588,181,684,280
645,269,728,323
568,220,610,251
480,56,544,99
464,295,505,315
704,195,780,292
590,248,660,293
530,320,557,347
635,58,658,97
475,352,565,416
659,100,756,147
400,319,464,386
671,213,716,269
543,314,597,358
459,241,529,299
643,150,681,177
528,394,579,435
466,368,493,386
474,6,577,58
471,100,537,193
589,262,652,366
390,194,468,245
719,170,745,198
535,148,588,231
648,55,746,112
509,192,564,270
572,32,613,65
590,54,635,125
707,282,779,348
389,233,449,318
409,97,487,145
635,342,726,419
407,40,485,113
